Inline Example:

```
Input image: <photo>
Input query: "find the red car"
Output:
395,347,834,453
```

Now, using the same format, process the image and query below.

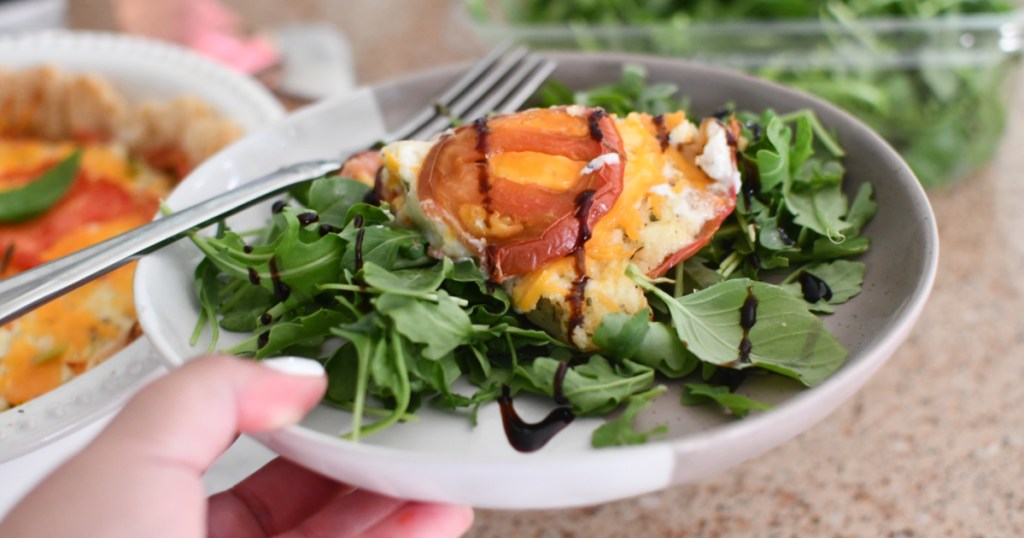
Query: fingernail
261,356,325,377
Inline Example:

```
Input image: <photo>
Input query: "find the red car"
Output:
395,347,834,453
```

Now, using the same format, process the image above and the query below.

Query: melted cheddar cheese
380,108,740,349
0,141,170,410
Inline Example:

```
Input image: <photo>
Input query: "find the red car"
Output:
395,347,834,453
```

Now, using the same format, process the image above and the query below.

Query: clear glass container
463,1,1024,189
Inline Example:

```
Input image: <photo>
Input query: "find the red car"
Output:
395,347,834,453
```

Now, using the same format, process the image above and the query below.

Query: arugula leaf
682,383,772,418
593,310,697,378
516,355,655,415
375,291,474,360
591,386,669,448
631,266,847,386
290,176,370,228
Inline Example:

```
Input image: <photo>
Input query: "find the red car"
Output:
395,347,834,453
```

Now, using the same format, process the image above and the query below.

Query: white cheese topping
580,152,621,175
696,121,741,193
668,119,698,146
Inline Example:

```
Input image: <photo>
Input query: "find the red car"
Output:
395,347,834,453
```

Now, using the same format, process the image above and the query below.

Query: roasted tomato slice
0,171,157,270
417,106,625,282
647,116,741,278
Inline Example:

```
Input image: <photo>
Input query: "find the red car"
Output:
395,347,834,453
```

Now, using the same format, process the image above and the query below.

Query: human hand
0,355,474,537
112,0,278,73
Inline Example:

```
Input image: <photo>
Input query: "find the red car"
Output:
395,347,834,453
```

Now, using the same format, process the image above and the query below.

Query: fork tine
385,40,514,142
409,53,554,140
491,58,557,115
401,46,530,141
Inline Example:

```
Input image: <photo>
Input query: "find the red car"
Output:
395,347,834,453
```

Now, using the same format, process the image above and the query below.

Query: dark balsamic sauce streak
799,271,833,303
247,267,260,285
260,312,272,326
552,361,571,405
268,257,290,301
712,108,730,120
318,224,337,237
738,288,758,364
652,114,669,152
474,118,493,207
365,165,386,206
566,189,596,343
710,367,748,392
746,121,763,142
297,212,320,226
588,109,606,143
474,117,500,277
497,385,575,453
243,245,254,254
271,200,287,214
739,155,762,209
352,214,366,272
257,331,270,349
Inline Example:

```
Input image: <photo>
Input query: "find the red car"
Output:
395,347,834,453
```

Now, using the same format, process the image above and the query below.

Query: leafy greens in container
189,66,875,450
465,0,1023,188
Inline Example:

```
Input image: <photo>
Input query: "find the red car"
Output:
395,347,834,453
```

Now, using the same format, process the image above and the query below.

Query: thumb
0,355,326,538
95,354,326,471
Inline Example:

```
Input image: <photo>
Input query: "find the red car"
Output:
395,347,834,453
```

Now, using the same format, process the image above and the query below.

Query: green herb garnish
0,149,82,222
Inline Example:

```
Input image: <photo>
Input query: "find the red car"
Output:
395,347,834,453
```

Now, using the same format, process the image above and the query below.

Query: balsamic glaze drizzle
318,224,337,237
243,245,254,254
738,287,758,364
739,155,762,209
587,109,606,143
365,165,386,206
497,385,575,453
353,214,366,272
297,212,320,227
552,361,571,405
798,271,833,303
566,189,596,344
268,257,290,301
257,331,270,349
474,118,493,209
652,113,670,152
247,267,260,285
271,200,287,214
260,312,273,326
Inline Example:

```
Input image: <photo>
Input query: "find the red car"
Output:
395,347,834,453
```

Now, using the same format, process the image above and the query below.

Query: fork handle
0,159,342,327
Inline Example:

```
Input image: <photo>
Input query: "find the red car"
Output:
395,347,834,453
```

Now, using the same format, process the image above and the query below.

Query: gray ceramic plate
136,52,938,509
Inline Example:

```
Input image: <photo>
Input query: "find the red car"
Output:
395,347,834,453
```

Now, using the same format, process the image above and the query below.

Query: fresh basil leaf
0,149,81,222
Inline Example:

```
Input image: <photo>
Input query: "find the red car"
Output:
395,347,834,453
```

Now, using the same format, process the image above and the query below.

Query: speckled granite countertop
70,1,1024,536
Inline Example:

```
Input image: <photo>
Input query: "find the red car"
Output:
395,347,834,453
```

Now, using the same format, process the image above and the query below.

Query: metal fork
0,45,557,326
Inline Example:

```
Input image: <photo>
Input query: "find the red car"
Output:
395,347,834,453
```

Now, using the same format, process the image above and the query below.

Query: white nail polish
261,356,325,377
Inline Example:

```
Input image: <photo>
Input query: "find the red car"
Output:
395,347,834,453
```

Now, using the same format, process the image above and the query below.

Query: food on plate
376,105,739,349
190,66,875,450
0,66,242,410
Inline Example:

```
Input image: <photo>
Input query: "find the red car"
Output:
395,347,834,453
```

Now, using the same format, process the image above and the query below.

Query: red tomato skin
0,171,157,270
416,107,626,282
